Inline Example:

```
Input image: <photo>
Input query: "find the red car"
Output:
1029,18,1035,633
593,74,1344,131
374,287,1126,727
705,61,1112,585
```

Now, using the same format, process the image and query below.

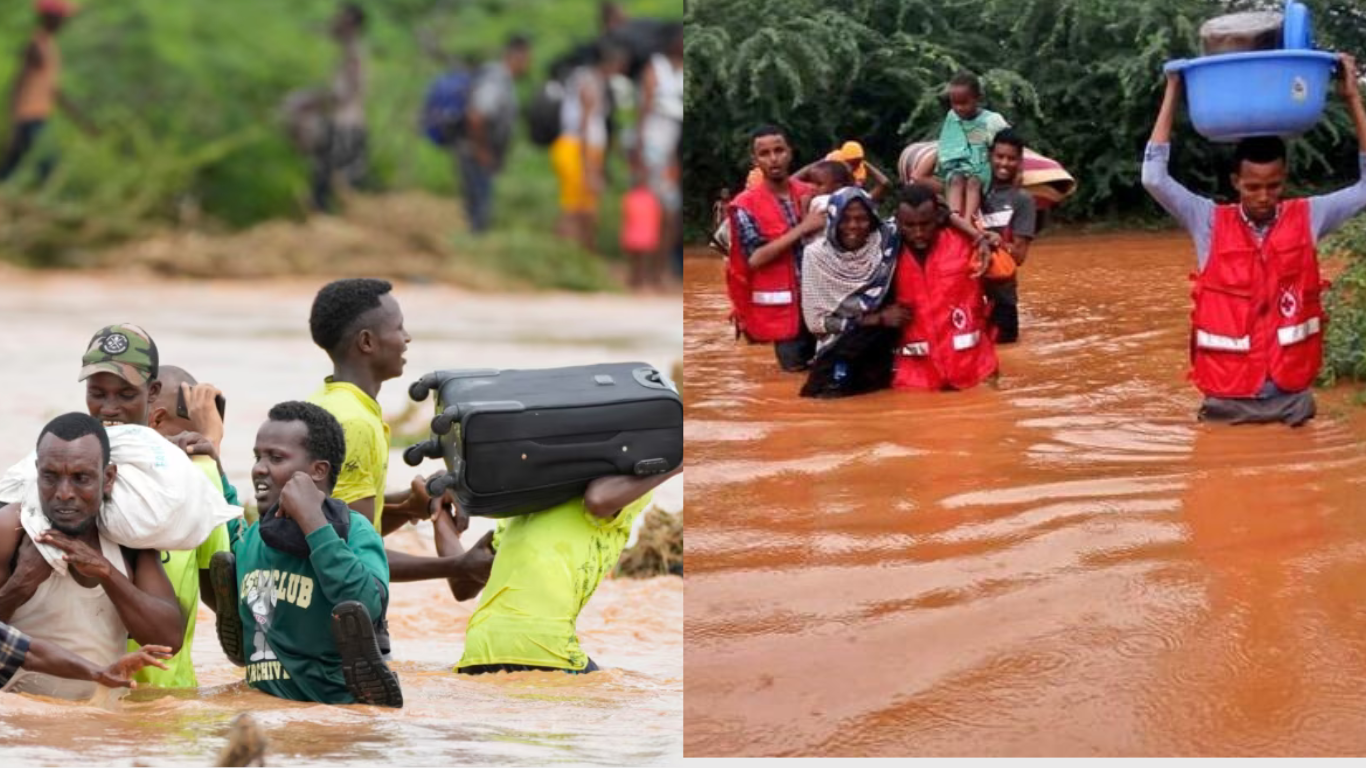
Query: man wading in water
1143,53,1366,426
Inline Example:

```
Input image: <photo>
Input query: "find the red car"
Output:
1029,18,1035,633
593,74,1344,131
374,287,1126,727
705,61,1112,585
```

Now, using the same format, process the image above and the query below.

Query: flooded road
683,233,1366,756
0,272,682,765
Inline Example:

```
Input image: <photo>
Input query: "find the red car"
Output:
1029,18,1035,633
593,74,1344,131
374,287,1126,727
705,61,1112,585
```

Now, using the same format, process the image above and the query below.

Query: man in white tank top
0,414,183,700
634,24,684,289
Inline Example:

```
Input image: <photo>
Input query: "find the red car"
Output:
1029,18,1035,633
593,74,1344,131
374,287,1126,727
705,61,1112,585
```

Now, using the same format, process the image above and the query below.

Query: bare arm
865,161,891,202
584,466,683,519
432,506,493,601
349,496,376,526
749,207,824,268
7,42,40,119
0,506,43,624
24,637,171,688
111,548,184,653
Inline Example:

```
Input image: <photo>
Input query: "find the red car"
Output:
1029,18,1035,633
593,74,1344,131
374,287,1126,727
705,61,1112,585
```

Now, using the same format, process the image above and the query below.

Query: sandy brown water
684,233,1366,756
0,273,682,766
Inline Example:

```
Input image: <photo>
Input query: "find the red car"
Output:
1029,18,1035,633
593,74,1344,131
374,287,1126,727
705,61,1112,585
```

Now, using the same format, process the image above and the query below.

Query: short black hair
897,183,940,210
38,413,110,467
948,70,983,98
1233,136,1288,172
506,33,531,52
309,278,393,360
815,159,855,186
750,124,789,148
267,401,345,492
341,2,366,27
991,128,1025,154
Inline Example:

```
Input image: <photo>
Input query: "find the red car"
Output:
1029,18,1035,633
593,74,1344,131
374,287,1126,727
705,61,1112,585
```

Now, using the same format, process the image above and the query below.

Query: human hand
462,530,496,585
95,645,173,688
182,383,225,451
168,430,218,461
800,206,827,235
37,530,112,582
277,472,328,534
972,241,993,278
432,495,469,536
880,304,913,328
10,534,53,596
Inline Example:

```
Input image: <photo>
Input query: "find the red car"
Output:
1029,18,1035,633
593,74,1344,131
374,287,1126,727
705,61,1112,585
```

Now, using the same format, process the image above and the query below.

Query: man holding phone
77,332,233,688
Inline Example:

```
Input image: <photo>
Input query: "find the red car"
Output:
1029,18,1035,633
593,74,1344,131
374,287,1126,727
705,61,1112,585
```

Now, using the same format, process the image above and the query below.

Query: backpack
421,69,475,147
527,79,565,147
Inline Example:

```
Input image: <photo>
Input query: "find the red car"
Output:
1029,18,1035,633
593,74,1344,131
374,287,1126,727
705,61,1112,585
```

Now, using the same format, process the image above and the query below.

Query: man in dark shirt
978,129,1037,344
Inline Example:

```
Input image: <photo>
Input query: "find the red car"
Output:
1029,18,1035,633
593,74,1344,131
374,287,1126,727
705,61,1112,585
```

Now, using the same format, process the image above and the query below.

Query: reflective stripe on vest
899,341,930,357
1277,316,1321,346
751,290,793,306
1195,329,1251,353
952,331,982,351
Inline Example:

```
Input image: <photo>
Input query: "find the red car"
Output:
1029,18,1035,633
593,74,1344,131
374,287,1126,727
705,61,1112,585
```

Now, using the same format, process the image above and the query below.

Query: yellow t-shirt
129,456,231,688
457,492,653,671
308,378,389,532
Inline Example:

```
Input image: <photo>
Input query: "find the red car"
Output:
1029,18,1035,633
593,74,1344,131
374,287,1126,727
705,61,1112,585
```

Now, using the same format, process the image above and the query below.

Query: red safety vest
892,229,998,390
725,178,812,343
1191,199,1325,397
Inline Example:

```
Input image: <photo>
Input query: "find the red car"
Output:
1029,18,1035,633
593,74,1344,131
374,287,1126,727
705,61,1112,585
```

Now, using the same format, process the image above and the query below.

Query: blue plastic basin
1165,50,1338,142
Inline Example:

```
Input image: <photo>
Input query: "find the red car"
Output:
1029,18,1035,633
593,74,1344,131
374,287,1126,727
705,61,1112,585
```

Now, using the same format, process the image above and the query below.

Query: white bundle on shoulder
0,424,242,575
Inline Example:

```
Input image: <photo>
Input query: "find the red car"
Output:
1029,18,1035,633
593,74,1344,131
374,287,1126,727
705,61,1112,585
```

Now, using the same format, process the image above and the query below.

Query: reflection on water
0,273,682,765
683,234,1366,757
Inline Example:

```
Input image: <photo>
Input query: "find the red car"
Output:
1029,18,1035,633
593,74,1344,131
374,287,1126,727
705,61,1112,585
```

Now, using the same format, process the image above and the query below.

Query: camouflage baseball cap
79,324,159,387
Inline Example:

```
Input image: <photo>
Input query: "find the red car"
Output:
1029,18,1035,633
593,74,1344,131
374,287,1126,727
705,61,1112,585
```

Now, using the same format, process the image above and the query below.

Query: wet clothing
0,621,31,689
981,185,1037,343
1141,142,1366,424
937,109,1009,185
460,657,600,676
228,509,388,704
3,532,130,700
456,493,652,673
127,457,230,688
309,378,390,534
728,178,816,366
801,188,897,360
800,325,898,398
892,230,999,391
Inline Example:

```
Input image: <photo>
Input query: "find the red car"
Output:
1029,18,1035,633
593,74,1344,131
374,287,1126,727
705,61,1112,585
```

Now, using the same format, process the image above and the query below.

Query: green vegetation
0,0,678,288
683,0,1366,230
685,0,1366,385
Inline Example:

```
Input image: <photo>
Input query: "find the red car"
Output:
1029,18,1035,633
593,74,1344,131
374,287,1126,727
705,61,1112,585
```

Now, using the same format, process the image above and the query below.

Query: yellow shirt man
128,456,230,688
457,492,653,671
308,378,390,531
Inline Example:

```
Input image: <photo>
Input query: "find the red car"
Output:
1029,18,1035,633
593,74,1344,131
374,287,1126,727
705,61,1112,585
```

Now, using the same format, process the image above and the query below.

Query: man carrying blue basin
1143,52,1366,427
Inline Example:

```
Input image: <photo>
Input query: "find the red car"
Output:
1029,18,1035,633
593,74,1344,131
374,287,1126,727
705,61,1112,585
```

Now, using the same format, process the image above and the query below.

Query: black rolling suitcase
403,362,682,518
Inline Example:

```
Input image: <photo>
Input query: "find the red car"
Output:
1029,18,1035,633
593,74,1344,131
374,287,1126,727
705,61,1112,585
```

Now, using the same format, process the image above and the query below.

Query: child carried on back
936,71,1010,222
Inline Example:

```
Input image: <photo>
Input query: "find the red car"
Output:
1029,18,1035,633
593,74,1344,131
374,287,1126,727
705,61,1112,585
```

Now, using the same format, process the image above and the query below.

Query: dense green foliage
683,0,1366,231
0,0,678,286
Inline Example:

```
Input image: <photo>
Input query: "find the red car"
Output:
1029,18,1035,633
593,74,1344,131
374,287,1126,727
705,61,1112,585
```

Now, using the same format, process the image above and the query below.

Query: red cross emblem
951,307,968,330
1279,289,1298,319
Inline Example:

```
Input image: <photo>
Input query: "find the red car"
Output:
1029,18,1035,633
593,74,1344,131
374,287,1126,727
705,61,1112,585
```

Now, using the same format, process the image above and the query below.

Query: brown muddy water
684,232,1366,757
0,273,682,766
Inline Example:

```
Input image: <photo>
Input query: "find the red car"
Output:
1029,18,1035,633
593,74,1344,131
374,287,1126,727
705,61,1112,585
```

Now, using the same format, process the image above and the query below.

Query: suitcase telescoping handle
402,437,444,467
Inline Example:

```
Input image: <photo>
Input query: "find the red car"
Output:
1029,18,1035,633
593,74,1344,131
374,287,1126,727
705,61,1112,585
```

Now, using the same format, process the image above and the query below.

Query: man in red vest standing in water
727,125,820,371
890,183,999,391
1143,54,1366,426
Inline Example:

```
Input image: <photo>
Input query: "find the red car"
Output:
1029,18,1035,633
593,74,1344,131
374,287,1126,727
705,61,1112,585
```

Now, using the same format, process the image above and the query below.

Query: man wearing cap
77,324,233,688
1,0,92,182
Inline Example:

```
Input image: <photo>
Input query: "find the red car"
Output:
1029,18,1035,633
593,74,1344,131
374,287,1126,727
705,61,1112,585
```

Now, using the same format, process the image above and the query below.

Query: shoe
210,552,246,668
331,601,403,708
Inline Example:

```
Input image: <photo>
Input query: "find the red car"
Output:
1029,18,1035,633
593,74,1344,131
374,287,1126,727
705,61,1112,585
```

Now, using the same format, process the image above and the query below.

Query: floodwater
0,271,683,766
684,233,1366,757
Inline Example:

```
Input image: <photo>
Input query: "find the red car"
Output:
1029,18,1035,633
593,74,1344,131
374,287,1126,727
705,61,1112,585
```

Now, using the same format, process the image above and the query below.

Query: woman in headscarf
799,186,910,398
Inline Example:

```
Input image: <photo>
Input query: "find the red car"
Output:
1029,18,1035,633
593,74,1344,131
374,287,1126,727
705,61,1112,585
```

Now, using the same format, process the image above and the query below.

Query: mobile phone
177,386,226,422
